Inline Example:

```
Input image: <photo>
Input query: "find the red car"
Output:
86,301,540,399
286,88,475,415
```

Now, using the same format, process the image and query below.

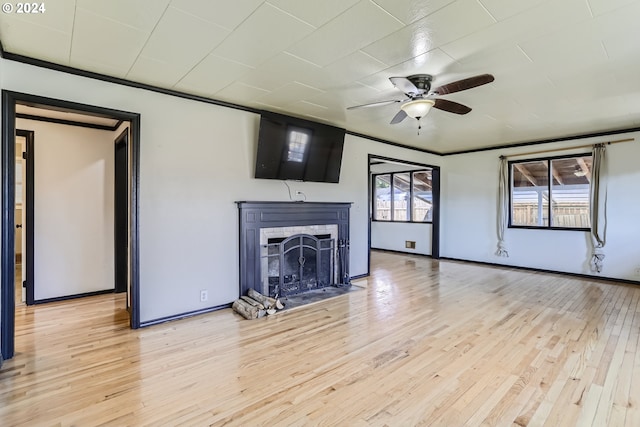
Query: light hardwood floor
1,251,639,426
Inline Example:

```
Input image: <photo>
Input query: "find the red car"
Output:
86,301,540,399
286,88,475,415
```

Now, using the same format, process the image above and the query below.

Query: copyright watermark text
2,3,46,14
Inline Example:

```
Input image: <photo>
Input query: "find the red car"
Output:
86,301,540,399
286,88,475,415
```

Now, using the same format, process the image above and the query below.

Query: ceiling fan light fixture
401,99,435,119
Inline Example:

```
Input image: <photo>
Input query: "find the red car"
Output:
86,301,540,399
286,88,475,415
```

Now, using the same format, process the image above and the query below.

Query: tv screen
254,112,345,183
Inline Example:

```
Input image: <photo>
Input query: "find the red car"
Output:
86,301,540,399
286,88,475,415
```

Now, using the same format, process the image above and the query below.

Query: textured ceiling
1,0,640,153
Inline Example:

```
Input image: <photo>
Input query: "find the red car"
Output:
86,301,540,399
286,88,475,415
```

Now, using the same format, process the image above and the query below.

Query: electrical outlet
200,290,208,302
405,240,416,249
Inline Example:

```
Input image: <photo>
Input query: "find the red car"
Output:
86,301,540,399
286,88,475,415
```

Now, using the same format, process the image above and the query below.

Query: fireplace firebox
265,233,334,297
237,201,351,298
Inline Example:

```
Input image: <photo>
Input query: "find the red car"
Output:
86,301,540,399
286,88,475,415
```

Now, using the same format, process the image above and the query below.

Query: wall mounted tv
254,112,346,183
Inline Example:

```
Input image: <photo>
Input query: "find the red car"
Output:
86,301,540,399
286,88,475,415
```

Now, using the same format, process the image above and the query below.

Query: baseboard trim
34,289,114,304
350,273,369,280
440,256,640,286
371,247,433,258
140,303,233,328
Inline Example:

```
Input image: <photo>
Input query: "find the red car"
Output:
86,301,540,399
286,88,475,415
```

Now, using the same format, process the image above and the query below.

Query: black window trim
372,168,433,224
508,152,592,232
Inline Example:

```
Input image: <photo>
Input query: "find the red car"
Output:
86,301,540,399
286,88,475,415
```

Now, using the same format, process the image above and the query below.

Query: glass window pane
550,156,591,228
393,173,410,221
511,161,550,227
374,174,391,221
412,170,432,222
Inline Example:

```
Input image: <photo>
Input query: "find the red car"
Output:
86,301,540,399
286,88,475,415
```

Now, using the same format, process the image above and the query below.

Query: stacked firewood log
232,289,285,320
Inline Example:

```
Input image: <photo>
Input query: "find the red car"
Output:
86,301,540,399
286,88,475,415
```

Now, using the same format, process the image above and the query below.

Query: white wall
0,58,441,322
371,222,432,255
17,118,115,300
441,133,640,281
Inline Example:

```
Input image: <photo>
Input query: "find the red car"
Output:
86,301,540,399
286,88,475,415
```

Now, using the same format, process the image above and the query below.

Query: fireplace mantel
236,201,351,297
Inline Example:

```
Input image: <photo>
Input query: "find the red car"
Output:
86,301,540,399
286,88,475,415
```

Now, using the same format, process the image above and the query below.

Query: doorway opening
1,91,141,361
367,155,440,274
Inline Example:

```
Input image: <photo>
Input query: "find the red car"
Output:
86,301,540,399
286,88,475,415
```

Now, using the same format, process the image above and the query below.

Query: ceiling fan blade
347,99,402,110
434,99,472,115
432,74,494,95
389,77,419,95
390,109,408,124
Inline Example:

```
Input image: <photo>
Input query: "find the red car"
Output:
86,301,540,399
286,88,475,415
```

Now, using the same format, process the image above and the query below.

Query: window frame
372,169,433,223
508,152,592,232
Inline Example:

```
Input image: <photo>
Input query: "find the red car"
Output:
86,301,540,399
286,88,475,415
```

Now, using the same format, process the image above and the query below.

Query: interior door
20,143,26,303
114,129,129,298
15,135,26,303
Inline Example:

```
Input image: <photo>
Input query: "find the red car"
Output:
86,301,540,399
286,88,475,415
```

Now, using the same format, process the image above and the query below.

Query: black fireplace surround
236,201,351,297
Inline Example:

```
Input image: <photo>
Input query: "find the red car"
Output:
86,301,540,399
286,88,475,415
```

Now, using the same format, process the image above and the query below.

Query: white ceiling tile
361,21,439,67
304,92,349,111
590,2,640,60
477,0,550,21
268,0,360,27
175,55,254,96
441,0,592,60
0,19,71,64
127,56,194,87
586,0,639,16
286,1,404,67
547,71,618,104
70,8,149,76
69,56,130,79
339,81,391,108
76,0,170,32
289,100,346,123
409,0,496,48
519,31,608,73
255,82,325,106
212,3,315,68
214,82,270,106
140,6,229,72
454,45,533,79
371,0,456,24
169,0,263,31
323,51,388,87
239,52,331,92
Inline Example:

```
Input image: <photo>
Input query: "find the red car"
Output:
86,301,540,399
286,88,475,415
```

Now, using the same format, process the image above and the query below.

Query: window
286,127,310,163
510,154,591,229
373,170,432,222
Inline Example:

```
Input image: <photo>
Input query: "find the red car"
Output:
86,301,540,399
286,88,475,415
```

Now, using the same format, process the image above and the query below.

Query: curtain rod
500,137,634,159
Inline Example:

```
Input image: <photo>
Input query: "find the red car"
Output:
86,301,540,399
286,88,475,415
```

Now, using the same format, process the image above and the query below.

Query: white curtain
496,156,509,257
590,144,607,273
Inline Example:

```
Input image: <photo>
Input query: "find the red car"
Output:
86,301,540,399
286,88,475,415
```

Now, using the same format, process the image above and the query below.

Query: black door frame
367,154,441,274
1,90,141,361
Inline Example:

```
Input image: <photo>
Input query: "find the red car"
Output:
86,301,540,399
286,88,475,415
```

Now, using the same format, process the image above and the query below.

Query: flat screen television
254,112,345,183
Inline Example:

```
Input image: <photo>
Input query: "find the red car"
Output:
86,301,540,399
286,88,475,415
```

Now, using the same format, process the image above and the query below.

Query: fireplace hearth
237,201,351,301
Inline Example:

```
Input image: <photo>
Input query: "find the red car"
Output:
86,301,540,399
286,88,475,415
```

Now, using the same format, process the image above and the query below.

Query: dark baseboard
371,247,433,258
34,289,114,304
140,303,233,328
350,273,369,280
440,256,640,286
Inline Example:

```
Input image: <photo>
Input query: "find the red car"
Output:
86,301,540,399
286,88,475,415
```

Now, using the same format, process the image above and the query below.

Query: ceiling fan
347,73,495,129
